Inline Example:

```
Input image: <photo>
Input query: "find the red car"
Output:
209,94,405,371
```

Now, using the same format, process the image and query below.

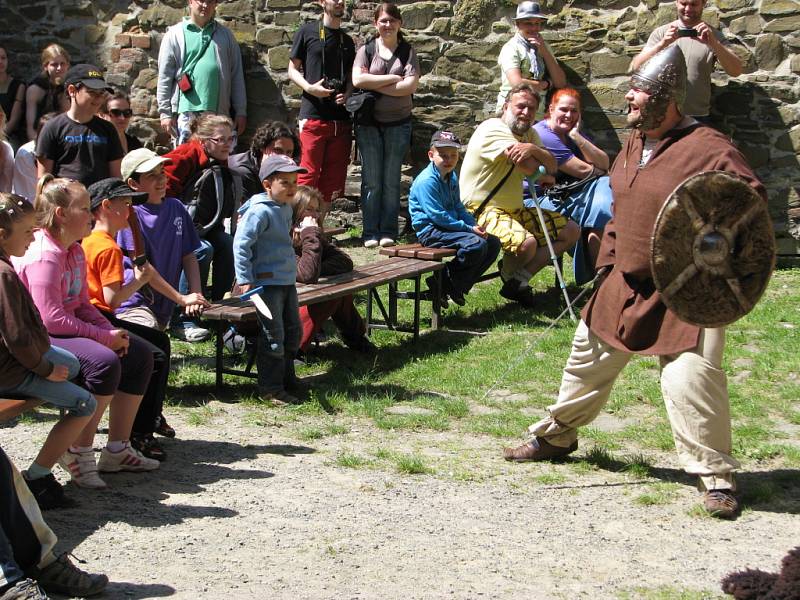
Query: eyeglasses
109,108,133,118
208,136,234,145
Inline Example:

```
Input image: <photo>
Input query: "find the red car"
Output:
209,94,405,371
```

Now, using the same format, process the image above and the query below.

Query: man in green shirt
157,0,247,146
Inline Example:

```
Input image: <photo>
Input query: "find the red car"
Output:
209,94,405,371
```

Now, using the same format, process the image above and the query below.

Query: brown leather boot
503,437,578,462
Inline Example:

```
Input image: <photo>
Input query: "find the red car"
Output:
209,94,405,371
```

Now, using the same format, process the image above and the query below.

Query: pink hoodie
12,229,115,346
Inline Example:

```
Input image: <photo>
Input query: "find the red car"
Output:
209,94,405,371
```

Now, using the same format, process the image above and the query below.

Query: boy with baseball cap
409,130,500,307
233,154,307,405
35,64,124,186
83,177,170,460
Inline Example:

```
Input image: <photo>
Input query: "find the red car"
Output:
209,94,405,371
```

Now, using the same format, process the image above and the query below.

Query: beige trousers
529,321,739,491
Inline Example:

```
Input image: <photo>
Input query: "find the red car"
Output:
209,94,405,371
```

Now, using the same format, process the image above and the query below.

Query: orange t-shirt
81,229,124,314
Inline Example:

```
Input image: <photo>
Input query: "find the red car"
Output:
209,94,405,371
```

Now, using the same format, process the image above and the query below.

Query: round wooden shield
651,171,775,328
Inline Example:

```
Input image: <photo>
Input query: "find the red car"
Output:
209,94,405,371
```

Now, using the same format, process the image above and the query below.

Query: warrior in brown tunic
502,45,765,519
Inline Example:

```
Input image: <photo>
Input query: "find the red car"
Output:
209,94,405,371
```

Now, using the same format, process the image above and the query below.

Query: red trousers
298,119,352,204
299,295,365,351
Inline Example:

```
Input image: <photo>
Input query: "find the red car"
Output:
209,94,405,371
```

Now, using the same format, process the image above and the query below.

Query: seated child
13,176,159,491
0,194,96,510
233,154,305,406
409,130,501,306
83,177,170,461
116,148,211,440
292,186,373,354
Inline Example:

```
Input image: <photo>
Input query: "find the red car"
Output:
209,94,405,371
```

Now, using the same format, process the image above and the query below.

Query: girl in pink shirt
13,175,159,489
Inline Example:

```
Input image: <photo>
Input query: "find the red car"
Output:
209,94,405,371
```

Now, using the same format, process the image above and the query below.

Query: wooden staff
127,207,148,267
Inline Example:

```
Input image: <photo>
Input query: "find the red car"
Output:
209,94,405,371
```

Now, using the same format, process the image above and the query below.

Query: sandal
131,434,167,462
154,414,176,438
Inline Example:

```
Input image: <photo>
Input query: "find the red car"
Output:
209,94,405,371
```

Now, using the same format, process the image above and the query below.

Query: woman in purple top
13,175,158,491
532,88,613,284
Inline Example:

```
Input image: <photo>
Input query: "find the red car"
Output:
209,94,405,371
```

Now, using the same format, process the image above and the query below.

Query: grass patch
635,482,681,506
186,403,218,426
296,423,350,441
334,451,371,469
393,453,434,475
534,471,567,485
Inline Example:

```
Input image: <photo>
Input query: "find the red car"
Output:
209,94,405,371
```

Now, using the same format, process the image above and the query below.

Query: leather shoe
702,489,739,519
499,279,537,308
503,437,578,462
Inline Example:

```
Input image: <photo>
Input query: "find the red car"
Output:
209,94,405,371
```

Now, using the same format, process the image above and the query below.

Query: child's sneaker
26,553,108,598
98,442,159,472
58,451,107,490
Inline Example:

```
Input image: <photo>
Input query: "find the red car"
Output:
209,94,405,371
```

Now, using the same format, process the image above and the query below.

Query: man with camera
630,0,741,122
288,0,356,223
157,0,248,146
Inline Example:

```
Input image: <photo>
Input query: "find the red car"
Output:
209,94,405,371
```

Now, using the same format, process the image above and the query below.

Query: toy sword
240,286,272,319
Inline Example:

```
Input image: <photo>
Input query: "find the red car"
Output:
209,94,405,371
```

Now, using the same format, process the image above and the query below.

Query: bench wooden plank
205,258,444,323
204,256,447,387
0,398,44,423
379,243,456,261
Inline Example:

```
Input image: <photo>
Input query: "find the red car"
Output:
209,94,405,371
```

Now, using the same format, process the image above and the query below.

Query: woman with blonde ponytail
12,175,160,491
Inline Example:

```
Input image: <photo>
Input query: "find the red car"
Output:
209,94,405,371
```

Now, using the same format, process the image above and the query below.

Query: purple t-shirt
533,119,595,190
117,197,201,325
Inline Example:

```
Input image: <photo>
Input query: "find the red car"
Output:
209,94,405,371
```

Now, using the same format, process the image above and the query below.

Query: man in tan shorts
460,83,579,307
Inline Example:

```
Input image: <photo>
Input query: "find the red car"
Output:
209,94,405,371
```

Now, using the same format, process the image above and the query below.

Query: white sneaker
58,450,107,489
379,237,395,248
364,239,379,248
170,321,210,342
98,442,160,473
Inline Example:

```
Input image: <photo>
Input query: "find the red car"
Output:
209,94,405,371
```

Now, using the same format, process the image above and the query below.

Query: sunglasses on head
109,108,133,118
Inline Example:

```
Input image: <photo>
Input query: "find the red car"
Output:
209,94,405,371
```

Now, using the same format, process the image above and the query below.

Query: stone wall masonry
0,0,798,252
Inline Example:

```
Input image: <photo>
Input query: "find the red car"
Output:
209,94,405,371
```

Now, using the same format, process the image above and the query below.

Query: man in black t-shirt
288,0,355,222
36,64,123,187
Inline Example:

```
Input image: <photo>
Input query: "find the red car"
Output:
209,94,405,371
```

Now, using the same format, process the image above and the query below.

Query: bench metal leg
366,285,373,336
430,271,442,331
389,281,398,324
215,320,225,389
412,276,421,342
370,288,395,330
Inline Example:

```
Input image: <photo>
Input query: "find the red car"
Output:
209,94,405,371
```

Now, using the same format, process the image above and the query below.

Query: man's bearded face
503,91,539,136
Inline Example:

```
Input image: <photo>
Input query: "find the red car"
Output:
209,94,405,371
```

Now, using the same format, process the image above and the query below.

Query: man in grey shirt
630,0,741,120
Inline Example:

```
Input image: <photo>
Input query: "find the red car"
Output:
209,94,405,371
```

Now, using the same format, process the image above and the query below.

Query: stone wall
0,0,798,252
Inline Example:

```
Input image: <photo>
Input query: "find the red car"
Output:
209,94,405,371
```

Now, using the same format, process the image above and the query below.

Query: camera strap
319,21,344,84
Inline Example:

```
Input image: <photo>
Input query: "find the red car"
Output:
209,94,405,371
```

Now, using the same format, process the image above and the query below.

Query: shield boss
651,171,775,328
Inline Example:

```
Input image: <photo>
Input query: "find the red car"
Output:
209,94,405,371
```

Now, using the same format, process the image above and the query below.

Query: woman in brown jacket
293,186,374,355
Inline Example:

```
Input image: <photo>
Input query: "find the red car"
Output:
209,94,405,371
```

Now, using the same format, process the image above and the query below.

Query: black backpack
181,165,243,236
346,38,412,125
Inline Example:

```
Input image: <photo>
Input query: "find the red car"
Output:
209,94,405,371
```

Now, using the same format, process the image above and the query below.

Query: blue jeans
538,176,614,285
0,347,95,417
417,228,501,296
256,285,301,393
179,227,235,302
356,120,412,241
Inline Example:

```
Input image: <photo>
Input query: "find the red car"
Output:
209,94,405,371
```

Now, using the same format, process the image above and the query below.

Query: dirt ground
3,400,798,600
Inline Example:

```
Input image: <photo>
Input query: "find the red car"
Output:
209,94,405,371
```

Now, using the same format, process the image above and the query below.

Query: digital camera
323,77,345,94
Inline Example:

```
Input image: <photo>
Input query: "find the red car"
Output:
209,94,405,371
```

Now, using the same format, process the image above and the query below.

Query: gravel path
4,402,798,600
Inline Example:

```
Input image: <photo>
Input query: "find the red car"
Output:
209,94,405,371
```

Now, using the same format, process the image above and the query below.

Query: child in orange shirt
82,178,168,460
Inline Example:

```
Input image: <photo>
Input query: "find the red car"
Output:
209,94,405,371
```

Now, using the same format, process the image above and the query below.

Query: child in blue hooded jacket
233,155,306,405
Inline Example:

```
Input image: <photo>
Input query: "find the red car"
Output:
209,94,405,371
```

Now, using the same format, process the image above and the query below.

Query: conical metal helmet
630,45,688,129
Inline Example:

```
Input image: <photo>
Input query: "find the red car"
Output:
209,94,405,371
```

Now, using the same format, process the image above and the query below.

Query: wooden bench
0,398,44,424
203,256,446,387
